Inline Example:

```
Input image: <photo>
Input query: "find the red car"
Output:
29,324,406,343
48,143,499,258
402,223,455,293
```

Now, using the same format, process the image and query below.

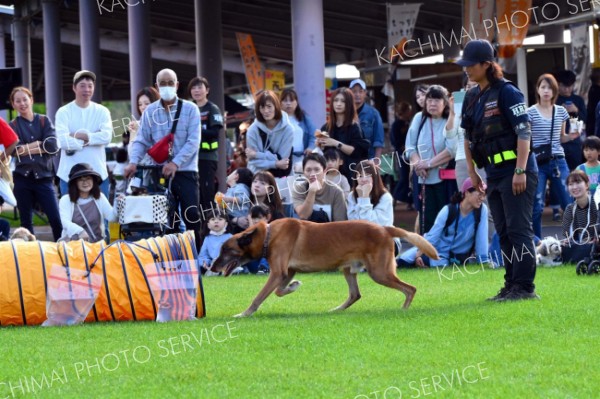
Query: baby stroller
116,165,172,242
575,241,600,275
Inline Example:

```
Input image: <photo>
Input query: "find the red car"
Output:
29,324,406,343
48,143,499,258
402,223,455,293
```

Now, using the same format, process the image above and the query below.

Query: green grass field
1,265,599,399
0,210,47,228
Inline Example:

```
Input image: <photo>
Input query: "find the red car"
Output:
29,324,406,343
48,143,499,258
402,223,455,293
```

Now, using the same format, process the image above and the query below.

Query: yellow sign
236,32,264,95
265,70,285,93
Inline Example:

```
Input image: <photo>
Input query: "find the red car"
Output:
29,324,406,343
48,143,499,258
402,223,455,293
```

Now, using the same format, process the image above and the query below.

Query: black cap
455,40,495,67
68,163,102,184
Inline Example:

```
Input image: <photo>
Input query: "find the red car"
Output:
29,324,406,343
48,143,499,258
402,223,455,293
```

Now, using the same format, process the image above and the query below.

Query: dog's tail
385,227,439,260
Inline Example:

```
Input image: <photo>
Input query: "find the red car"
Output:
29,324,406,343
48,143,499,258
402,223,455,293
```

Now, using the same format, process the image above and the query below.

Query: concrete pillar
544,25,564,44
291,0,326,127
13,4,31,90
42,0,62,123
128,1,152,119
195,0,227,192
79,0,102,101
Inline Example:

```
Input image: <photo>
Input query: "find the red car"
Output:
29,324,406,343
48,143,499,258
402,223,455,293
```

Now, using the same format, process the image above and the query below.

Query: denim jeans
532,158,571,238
13,174,62,240
487,171,537,291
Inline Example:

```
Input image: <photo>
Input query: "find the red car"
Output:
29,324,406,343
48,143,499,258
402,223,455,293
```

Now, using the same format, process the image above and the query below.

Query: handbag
258,128,293,178
147,100,183,164
439,168,456,180
532,106,555,165
117,195,169,225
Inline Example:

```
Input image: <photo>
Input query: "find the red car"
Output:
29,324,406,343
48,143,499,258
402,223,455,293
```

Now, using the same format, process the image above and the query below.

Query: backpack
443,203,481,259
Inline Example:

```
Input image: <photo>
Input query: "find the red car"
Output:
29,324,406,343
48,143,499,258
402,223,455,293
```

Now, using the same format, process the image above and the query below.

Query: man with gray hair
125,69,202,250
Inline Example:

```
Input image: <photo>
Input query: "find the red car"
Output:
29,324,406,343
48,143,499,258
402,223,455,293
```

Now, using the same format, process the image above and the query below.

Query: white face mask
158,86,177,101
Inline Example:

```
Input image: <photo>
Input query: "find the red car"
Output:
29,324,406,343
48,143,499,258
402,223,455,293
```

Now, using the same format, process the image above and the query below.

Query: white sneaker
204,270,221,277
231,266,245,275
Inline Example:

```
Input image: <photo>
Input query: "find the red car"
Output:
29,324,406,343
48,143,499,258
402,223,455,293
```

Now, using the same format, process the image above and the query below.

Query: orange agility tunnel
0,232,205,326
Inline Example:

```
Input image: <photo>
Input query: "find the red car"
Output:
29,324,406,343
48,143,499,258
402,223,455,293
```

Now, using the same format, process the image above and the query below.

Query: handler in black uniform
456,40,539,301
188,76,224,211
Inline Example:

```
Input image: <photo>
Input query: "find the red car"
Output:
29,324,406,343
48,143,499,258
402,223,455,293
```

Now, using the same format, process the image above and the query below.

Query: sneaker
486,285,512,301
231,266,245,275
204,270,221,277
256,265,270,275
496,287,540,302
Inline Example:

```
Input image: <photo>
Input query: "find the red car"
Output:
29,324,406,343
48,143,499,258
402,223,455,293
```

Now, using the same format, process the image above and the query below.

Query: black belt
551,155,565,160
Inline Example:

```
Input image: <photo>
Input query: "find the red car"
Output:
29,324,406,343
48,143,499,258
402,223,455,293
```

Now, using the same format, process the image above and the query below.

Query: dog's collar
262,224,271,259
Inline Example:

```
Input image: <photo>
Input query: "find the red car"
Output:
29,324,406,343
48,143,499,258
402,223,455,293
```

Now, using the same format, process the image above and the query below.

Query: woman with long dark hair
280,88,316,171
317,87,369,182
347,160,399,252
127,86,160,140
457,39,538,301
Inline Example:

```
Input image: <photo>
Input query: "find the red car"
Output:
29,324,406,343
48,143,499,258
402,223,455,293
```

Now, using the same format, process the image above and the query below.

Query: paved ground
7,204,564,243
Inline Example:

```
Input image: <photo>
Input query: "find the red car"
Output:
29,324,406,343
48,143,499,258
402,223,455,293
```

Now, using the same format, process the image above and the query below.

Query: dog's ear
538,245,548,257
237,228,258,248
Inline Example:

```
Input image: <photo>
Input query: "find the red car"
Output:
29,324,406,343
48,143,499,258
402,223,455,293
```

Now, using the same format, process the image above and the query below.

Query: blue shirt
357,103,384,158
400,203,490,267
199,232,233,266
225,183,251,218
461,82,537,180
130,97,201,172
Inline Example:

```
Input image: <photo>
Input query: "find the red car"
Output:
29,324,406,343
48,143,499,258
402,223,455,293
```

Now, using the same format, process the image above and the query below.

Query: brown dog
211,219,438,317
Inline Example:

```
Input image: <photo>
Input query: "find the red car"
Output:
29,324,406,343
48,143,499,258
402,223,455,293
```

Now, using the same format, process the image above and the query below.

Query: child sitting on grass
324,148,351,199
199,211,236,276
215,167,253,224
245,204,271,275
578,136,600,198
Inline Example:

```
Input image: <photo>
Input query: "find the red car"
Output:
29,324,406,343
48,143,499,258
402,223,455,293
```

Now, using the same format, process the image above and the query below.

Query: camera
552,165,560,178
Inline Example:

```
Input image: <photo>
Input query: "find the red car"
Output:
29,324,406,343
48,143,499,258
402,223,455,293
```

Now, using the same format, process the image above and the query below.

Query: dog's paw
233,310,254,318
288,280,302,293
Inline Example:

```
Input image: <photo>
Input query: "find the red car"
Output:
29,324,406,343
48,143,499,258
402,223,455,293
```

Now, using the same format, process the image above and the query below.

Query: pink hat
462,177,486,194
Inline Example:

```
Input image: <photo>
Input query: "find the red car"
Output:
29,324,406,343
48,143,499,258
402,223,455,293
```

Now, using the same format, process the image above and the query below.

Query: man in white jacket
55,70,113,197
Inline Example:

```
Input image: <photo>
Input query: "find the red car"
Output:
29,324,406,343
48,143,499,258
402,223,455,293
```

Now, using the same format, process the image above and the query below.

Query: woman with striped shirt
529,74,579,239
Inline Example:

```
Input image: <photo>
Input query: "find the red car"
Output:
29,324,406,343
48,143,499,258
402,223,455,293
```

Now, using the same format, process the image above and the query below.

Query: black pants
168,171,202,252
393,162,411,204
13,174,63,241
423,181,446,234
0,218,9,240
487,172,537,291
562,138,582,171
198,159,218,211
